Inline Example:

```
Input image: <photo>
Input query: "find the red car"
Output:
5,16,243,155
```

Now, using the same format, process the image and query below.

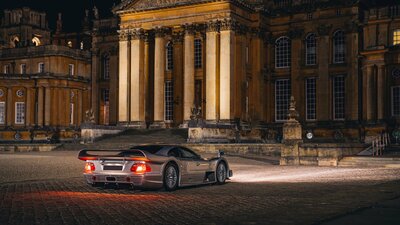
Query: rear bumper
84,173,163,189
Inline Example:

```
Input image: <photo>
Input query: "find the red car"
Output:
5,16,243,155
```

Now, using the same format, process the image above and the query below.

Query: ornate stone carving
123,0,208,12
220,18,237,31
183,24,196,36
317,24,333,36
118,29,129,41
287,96,299,121
154,27,171,38
206,20,219,32
173,31,184,43
130,28,145,40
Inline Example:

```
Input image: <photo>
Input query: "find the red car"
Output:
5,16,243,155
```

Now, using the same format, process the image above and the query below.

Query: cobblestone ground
0,151,400,225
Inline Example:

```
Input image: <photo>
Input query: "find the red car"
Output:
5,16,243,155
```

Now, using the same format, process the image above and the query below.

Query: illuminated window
32,37,41,46
15,102,25,124
306,78,317,120
68,64,74,76
165,81,174,121
307,13,313,20
102,89,110,125
275,79,291,121
333,30,345,64
305,33,317,65
20,64,26,74
3,65,10,74
392,86,400,116
166,41,173,71
67,41,73,48
0,102,5,124
275,36,291,68
393,29,400,45
102,55,110,80
80,41,84,50
194,39,202,69
38,62,44,73
333,76,345,120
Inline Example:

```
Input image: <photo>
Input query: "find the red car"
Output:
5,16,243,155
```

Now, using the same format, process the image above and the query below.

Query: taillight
131,163,151,174
85,162,95,172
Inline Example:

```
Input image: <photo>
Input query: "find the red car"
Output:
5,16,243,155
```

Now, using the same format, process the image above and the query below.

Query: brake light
85,162,95,172
131,163,151,174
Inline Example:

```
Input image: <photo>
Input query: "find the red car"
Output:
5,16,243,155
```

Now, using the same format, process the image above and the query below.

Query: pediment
114,0,212,12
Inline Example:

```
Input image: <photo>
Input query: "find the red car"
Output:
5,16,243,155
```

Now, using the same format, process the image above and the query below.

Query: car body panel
78,145,232,190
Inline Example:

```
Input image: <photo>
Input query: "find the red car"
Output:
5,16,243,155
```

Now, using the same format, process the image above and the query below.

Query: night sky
0,0,121,32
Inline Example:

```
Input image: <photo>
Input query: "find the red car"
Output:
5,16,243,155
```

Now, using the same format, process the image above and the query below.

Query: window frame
20,64,26,74
4,64,10,74
102,54,110,80
305,77,317,121
38,62,44,73
333,75,345,120
392,86,400,117
305,33,317,66
166,41,173,71
15,102,25,125
333,30,346,64
68,64,74,76
393,29,400,46
194,39,203,69
0,102,5,124
275,36,291,69
275,79,292,122
164,80,174,122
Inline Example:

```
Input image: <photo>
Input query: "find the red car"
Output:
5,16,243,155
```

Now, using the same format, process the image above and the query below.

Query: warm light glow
84,162,95,172
394,29,400,45
131,163,151,174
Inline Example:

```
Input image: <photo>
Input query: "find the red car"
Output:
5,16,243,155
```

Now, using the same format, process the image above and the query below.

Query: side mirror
218,150,225,157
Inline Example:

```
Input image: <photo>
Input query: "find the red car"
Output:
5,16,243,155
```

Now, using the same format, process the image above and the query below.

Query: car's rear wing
78,149,148,161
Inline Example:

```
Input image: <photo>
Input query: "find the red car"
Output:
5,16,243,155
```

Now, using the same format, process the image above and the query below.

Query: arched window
166,41,173,71
102,54,110,80
11,36,20,48
305,33,317,65
67,41,73,48
275,36,291,68
333,30,345,64
194,39,202,69
32,37,41,46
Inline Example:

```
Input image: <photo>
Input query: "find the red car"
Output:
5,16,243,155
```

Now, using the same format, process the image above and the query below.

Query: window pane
0,102,5,124
275,37,291,68
306,78,317,120
394,30,400,45
275,79,291,121
333,31,345,63
165,81,174,121
166,42,173,71
103,55,110,79
15,102,25,124
305,34,317,65
392,86,400,116
333,76,345,119
194,39,202,69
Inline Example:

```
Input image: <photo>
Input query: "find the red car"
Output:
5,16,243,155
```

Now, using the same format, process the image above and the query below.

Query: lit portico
114,0,261,129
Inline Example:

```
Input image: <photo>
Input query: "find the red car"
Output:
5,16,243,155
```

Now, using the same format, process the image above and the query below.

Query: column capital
129,28,146,40
118,29,129,41
173,31,184,43
154,27,171,38
183,24,196,35
206,20,219,32
220,18,237,31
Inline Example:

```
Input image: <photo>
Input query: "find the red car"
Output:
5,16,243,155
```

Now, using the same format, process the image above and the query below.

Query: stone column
118,30,130,124
183,25,195,123
44,87,51,126
152,27,167,127
219,19,236,121
37,87,44,126
6,88,12,126
289,28,304,120
129,28,146,128
364,66,376,121
377,65,386,120
26,88,32,126
205,21,219,121
91,48,99,124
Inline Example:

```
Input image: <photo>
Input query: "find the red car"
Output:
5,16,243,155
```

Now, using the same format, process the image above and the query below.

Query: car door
179,147,209,184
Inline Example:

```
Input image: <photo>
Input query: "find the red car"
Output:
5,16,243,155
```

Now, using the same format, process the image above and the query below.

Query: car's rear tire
163,163,178,191
216,162,227,185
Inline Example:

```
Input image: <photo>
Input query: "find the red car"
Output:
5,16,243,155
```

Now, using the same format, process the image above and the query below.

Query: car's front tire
163,163,178,191
216,162,227,185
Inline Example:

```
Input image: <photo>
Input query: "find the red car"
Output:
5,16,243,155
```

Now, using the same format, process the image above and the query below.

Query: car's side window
179,148,199,159
168,148,181,158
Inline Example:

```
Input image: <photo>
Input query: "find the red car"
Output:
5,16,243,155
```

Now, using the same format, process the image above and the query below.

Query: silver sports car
78,145,233,191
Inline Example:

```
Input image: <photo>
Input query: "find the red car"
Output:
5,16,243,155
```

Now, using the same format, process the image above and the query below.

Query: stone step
338,156,400,168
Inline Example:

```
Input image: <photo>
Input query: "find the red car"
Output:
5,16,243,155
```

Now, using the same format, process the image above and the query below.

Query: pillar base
127,121,147,129
150,121,166,129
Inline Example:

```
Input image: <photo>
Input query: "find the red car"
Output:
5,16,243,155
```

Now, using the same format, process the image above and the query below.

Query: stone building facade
110,0,400,142
2,1,400,143
0,8,91,142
